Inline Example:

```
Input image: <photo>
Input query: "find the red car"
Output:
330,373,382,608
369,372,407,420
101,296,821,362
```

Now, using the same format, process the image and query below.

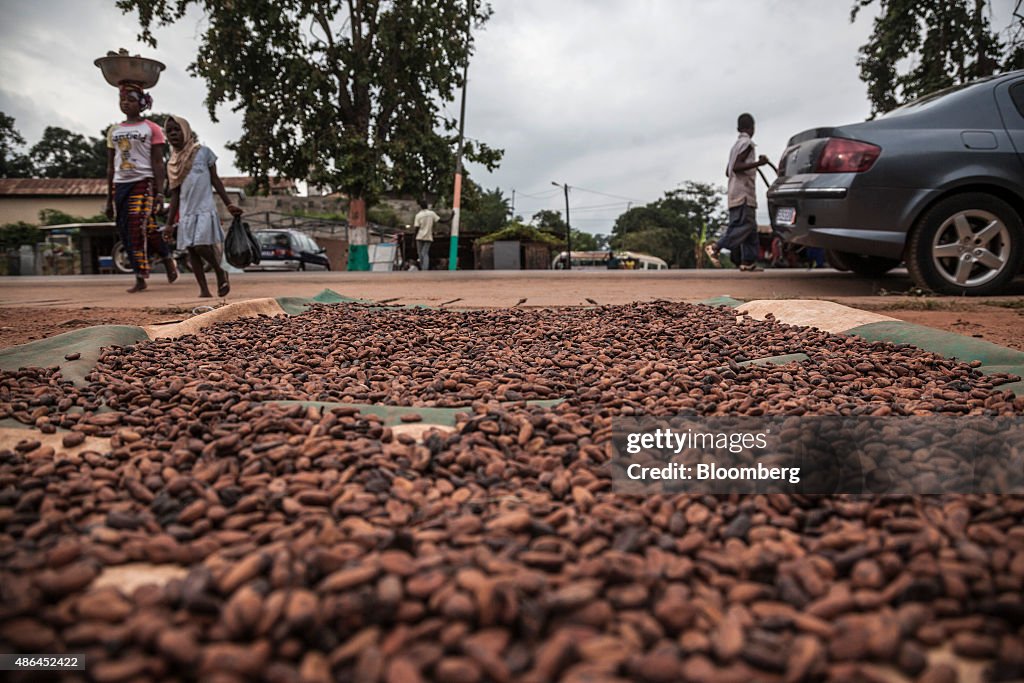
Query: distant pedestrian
164,115,241,298
706,113,770,272
413,199,440,270
105,82,178,293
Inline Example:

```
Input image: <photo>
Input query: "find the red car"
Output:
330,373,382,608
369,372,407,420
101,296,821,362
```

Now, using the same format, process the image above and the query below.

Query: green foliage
0,222,43,250
610,181,726,268
460,185,510,233
476,222,564,247
851,0,1023,117
1,112,33,178
532,209,566,234
617,227,675,261
30,127,106,178
38,209,109,226
367,204,399,227
117,0,503,202
570,229,602,251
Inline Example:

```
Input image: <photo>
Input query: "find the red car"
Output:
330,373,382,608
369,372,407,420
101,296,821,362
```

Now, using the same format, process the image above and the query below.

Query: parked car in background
551,250,669,270
247,229,331,271
768,70,1024,294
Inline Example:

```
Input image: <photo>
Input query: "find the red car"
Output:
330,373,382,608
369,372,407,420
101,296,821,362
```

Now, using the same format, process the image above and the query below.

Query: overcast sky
0,1,1016,232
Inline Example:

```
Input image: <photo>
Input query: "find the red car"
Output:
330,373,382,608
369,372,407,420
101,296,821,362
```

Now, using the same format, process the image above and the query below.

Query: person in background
806,246,827,269
105,82,178,293
413,199,440,270
705,112,770,272
163,115,241,298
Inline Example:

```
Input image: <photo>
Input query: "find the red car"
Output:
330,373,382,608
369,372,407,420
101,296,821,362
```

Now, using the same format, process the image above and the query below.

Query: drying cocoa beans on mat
1,302,1022,682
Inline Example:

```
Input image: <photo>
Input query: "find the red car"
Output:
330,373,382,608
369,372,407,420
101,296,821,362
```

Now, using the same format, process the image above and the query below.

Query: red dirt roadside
2,270,1022,350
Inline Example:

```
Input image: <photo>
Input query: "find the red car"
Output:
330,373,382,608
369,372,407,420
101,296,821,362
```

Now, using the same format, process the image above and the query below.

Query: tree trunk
347,196,370,271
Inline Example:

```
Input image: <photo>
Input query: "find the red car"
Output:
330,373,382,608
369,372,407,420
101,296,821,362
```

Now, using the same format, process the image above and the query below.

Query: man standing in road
413,199,441,271
706,113,770,271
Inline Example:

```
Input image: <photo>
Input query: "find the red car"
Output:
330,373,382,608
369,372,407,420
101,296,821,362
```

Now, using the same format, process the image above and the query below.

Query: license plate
775,206,796,225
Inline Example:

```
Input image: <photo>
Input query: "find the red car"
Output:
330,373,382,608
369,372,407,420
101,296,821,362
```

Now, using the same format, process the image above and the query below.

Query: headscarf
118,81,153,112
165,115,201,190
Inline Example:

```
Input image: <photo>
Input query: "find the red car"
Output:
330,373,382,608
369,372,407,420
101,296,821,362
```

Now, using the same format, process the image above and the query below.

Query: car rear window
879,77,997,119
257,232,288,248
1011,83,1024,119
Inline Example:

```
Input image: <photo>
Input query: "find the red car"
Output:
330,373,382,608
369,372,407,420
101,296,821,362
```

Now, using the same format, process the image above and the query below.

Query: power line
569,185,648,203
567,201,630,212
513,188,560,199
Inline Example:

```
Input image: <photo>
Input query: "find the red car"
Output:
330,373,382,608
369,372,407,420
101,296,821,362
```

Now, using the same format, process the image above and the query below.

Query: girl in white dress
164,115,242,298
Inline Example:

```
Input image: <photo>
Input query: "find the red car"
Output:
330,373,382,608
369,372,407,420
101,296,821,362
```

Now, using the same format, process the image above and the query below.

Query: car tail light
273,248,293,257
814,138,880,173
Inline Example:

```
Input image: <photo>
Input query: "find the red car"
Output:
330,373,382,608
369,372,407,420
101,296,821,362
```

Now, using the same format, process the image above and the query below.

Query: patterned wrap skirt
114,179,170,277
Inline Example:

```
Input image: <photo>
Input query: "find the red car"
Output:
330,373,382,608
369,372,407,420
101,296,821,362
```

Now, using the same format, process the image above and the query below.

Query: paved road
2,268,1022,309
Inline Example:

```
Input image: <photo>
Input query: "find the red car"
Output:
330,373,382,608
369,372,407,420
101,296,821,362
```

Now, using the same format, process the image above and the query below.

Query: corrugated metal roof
0,178,108,196
0,176,297,196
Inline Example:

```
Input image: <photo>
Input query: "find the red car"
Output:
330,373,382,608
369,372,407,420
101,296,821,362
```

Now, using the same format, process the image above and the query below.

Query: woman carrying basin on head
163,115,242,298
104,82,178,293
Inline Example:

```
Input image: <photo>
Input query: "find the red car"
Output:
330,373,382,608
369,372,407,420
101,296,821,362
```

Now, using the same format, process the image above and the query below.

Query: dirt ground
2,300,1024,352
2,270,1023,350
0,306,199,347
851,300,1024,351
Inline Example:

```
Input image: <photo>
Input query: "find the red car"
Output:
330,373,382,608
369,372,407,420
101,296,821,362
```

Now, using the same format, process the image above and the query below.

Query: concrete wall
239,195,349,216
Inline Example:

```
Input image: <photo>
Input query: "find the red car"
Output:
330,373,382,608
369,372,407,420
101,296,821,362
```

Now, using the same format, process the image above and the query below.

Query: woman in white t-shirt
104,82,178,293
164,115,242,298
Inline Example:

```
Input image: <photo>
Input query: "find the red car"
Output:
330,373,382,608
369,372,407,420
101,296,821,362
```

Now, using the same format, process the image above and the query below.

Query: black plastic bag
225,216,261,269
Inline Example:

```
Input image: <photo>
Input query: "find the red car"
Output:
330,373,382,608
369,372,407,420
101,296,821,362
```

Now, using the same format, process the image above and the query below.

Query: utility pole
448,0,473,271
551,181,572,270
510,189,515,220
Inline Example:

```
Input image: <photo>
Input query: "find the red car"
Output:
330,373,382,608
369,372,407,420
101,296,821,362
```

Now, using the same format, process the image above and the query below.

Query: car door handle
961,131,998,149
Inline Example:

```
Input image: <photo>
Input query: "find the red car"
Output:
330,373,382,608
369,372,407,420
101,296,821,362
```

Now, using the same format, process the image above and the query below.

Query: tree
570,229,602,252
530,208,605,250
531,209,567,235
461,185,510,233
0,222,43,250
852,0,1024,117
1,113,34,178
610,181,726,268
118,0,503,270
617,227,675,263
30,127,106,178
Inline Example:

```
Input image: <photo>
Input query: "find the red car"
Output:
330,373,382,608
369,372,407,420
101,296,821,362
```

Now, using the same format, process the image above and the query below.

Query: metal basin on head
94,54,166,88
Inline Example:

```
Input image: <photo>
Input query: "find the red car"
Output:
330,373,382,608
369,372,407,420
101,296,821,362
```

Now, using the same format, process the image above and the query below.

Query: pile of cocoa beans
1,302,1022,682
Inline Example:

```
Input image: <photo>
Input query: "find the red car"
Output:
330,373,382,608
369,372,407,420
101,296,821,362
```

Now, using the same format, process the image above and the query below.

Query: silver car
768,70,1024,295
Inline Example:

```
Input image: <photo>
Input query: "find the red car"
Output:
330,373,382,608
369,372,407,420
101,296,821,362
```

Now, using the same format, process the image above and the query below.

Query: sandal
127,278,147,293
217,276,230,298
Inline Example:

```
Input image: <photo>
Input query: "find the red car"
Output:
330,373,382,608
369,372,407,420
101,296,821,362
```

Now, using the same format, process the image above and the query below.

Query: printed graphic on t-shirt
107,120,165,185
117,138,134,171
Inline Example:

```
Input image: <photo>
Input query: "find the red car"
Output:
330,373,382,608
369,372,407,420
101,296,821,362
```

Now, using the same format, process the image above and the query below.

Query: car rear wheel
824,249,900,277
907,193,1023,295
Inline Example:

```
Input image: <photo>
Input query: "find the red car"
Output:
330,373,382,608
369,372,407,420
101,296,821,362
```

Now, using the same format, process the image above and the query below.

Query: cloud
1,0,886,233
